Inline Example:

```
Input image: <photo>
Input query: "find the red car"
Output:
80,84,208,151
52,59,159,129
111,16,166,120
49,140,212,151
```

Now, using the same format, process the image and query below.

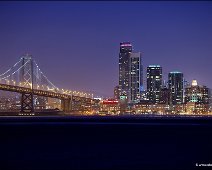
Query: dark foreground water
0,116,212,170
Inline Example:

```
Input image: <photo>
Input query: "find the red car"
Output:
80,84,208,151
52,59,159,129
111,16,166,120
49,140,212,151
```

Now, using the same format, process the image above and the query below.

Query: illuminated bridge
0,54,95,113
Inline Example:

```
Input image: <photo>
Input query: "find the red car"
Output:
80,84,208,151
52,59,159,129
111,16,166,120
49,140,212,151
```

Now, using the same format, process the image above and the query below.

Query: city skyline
0,2,212,97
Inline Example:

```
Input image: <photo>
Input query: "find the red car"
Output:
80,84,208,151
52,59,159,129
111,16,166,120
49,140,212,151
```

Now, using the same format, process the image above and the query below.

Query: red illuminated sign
102,100,119,105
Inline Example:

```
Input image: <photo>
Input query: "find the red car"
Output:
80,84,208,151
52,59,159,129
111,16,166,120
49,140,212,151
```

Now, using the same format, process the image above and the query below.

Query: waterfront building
46,98,61,110
140,90,148,101
35,96,47,110
146,65,162,104
185,80,210,114
185,80,210,104
119,42,132,98
118,42,143,104
128,52,143,103
160,86,169,104
114,85,120,100
183,79,190,103
133,101,169,115
168,71,184,105
100,99,119,115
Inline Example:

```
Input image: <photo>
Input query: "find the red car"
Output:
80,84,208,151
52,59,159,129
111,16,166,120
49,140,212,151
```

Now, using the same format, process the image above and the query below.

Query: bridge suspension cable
0,59,30,81
0,58,22,77
33,60,58,90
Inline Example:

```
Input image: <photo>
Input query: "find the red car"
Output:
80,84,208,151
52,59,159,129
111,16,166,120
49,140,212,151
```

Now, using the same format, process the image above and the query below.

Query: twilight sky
0,1,211,97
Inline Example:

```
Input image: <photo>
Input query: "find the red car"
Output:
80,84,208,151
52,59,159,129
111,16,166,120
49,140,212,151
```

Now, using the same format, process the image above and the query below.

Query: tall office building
129,52,143,103
183,79,190,103
119,42,132,98
146,65,162,104
168,72,184,105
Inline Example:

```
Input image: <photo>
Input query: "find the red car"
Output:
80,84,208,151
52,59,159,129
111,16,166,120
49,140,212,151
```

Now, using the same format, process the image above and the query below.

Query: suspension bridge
0,54,96,113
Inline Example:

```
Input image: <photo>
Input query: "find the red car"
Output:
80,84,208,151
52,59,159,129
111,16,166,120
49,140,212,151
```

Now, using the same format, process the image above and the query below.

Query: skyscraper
119,42,132,98
168,72,184,105
146,65,162,104
129,52,143,103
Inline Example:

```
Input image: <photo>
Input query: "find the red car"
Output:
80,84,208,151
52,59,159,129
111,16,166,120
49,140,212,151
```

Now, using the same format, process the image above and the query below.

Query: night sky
0,1,211,97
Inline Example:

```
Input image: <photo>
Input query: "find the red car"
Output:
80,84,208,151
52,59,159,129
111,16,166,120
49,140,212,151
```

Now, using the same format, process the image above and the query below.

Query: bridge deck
0,83,91,101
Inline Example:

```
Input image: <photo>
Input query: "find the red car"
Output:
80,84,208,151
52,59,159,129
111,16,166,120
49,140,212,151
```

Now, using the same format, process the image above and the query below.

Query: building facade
146,65,162,104
168,72,184,105
114,85,120,100
128,52,143,103
119,42,132,98
118,42,143,104
184,80,210,114
160,86,169,104
185,80,210,104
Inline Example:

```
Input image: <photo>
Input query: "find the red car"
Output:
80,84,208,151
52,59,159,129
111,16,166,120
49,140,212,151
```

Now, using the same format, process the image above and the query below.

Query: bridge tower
20,54,34,113
61,98,72,113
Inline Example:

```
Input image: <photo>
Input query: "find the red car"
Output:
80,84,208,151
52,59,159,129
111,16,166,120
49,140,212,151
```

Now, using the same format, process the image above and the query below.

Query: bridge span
0,54,96,113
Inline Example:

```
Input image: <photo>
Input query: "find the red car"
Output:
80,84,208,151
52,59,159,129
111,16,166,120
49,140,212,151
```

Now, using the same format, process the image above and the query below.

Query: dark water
0,116,212,170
